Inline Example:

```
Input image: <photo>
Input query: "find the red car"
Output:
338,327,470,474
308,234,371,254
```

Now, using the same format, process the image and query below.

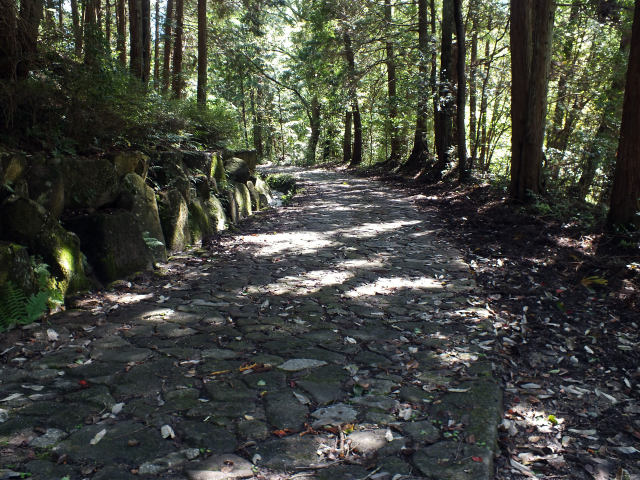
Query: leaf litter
392,179,640,479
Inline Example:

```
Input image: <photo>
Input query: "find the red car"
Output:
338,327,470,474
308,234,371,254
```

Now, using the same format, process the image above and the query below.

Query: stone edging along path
0,167,501,480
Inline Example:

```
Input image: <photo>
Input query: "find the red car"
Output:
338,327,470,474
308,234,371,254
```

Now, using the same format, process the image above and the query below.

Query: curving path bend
0,168,501,480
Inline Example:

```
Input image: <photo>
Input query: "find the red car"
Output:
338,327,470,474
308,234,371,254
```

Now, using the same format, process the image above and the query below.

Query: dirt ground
355,169,640,480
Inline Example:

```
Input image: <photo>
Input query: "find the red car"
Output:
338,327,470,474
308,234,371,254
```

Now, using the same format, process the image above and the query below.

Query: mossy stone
111,151,150,179
0,195,89,294
158,189,190,252
119,173,166,262
0,242,36,294
65,210,153,283
60,156,120,209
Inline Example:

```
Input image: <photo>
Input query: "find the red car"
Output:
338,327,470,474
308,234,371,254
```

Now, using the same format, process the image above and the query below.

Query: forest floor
354,166,640,480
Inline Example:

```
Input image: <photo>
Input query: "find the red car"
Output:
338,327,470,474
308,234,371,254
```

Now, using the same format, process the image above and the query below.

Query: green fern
24,291,50,324
0,262,62,332
0,281,29,331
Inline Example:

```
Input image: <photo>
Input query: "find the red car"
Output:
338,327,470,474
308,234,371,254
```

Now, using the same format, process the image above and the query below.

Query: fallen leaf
90,429,107,445
161,425,175,439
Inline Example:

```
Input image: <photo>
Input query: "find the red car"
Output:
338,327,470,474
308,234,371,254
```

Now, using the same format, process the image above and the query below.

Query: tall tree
343,31,362,167
0,0,19,81
608,0,640,227
509,0,556,201
468,5,479,168
384,0,401,165
197,0,207,106
129,0,143,77
422,0,454,182
141,0,151,83
162,0,174,93
400,0,430,174
71,0,82,56
172,0,184,98
454,0,468,180
153,0,159,88
116,0,126,65
343,110,352,164
105,0,112,51
83,0,102,65
17,0,44,78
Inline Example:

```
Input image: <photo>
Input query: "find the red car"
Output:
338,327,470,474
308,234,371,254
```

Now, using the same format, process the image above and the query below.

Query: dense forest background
1,0,639,227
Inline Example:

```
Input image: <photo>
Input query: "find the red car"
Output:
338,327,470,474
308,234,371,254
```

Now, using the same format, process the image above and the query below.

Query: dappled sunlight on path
0,168,501,480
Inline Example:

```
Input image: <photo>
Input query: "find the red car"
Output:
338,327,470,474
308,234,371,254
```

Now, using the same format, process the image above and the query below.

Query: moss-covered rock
158,189,190,252
204,196,227,232
225,188,239,224
210,153,226,182
0,152,27,184
118,173,167,262
254,176,273,207
246,181,260,211
232,150,258,173
182,151,213,174
0,195,89,294
232,182,252,219
25,160,65,219
188,198,212,245
111,151,150,180
0,242,36,295
60,157,120,210
65,210,153,283
224,158,250,184
193,174,212,201
148,150,193,197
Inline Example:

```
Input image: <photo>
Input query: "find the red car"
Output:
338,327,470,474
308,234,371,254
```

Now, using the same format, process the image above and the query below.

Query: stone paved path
0,168,501,480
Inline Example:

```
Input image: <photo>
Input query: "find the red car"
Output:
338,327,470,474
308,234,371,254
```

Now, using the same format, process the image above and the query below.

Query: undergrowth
0,262,63,332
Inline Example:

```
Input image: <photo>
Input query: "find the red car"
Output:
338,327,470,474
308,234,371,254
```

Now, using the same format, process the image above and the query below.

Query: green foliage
0,50,241,154
266,173,297,194
142,232,166,250
0,262,63,332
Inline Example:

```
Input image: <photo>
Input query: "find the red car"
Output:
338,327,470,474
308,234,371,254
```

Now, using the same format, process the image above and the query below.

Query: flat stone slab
277,358,328,371
311,403,357,428
187,454,253,480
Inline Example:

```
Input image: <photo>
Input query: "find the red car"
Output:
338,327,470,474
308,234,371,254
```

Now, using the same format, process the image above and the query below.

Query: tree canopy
1,0,639,226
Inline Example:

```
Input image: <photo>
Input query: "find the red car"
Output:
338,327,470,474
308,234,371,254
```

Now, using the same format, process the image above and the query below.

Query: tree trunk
400,0,430,174
17,0,43,78
116,0,126,65
141,0,151,83
153,0,159,88
71,0,82,56
105,0,111,51
454,0,468,181
509,0,555,201
129,0,143,77
343,31,362,167
384,0,401,165
58,0,63,29
251,84,264,159
171,0,184,98
306,95,321,164
424,0,454,182
343,110,352,164
478,16,492,170
162,0,173,93
0,0,18,81
351,100,363,167
469,9,478,169
197,0,207,106
608,0,640,227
